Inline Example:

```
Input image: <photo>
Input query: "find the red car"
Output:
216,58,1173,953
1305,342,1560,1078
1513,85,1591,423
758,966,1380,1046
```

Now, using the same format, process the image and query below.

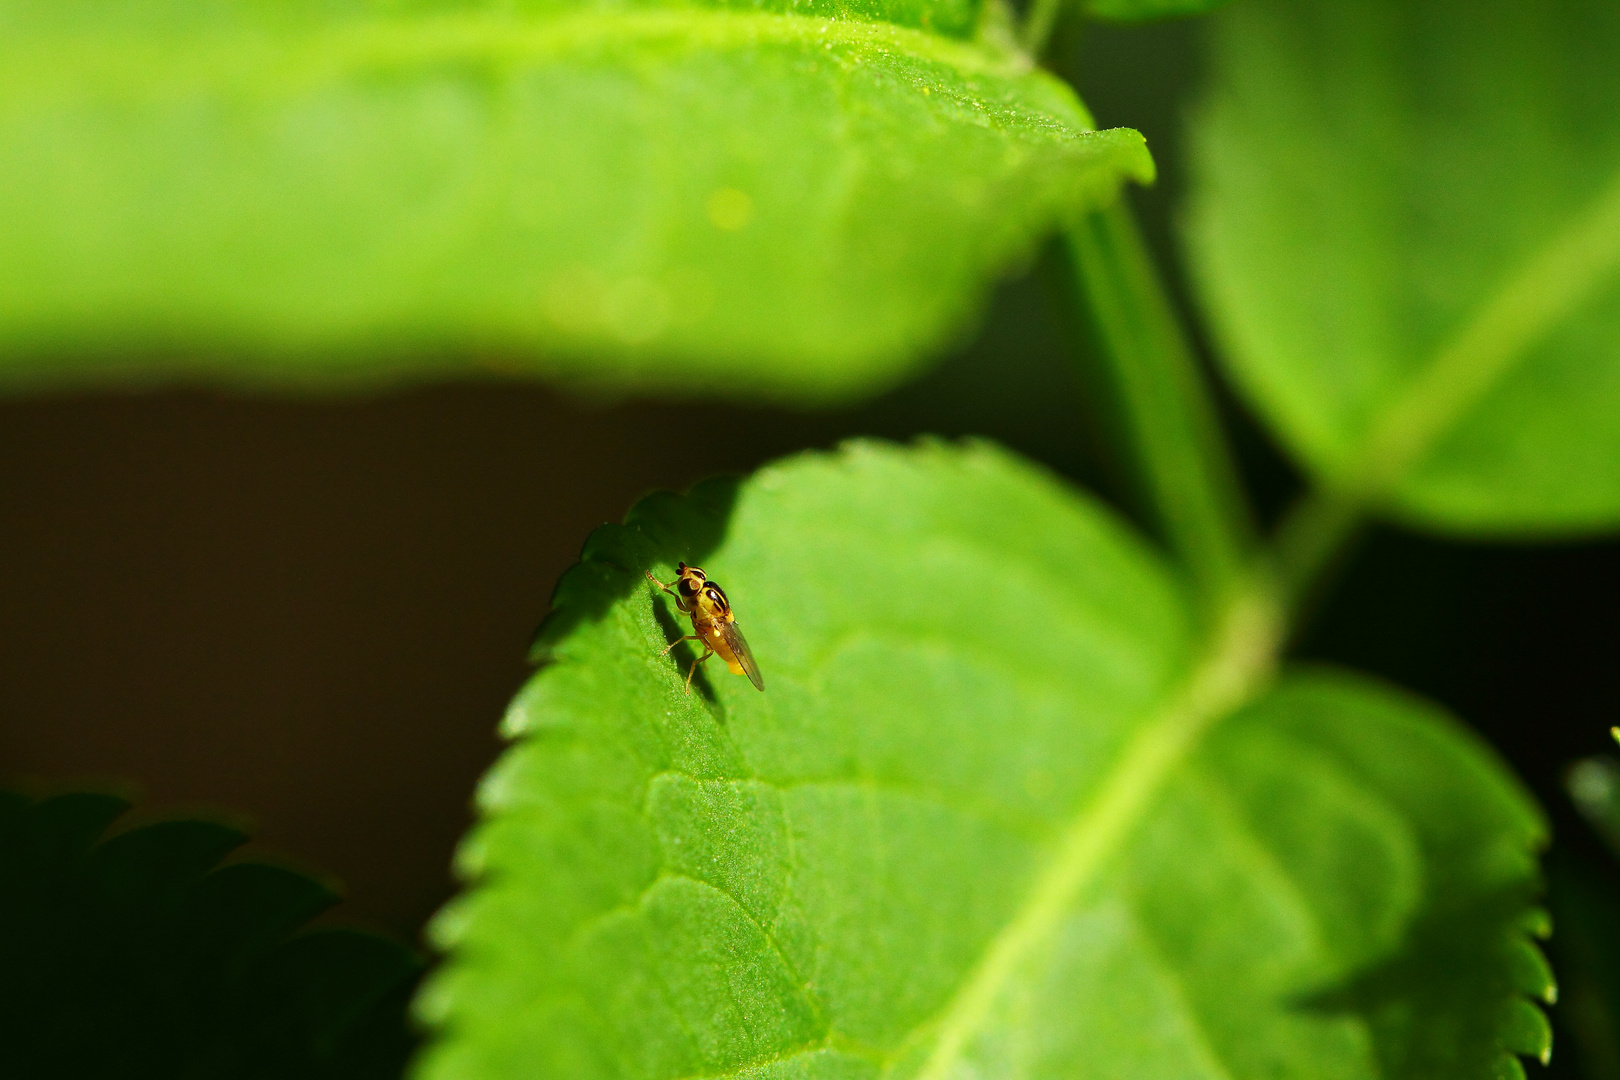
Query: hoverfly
645,562,764,694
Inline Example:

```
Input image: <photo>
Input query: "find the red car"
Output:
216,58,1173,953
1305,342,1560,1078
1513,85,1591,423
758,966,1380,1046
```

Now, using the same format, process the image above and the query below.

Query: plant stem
1020,0,1064,57
1270,487,1364,614
1065,198,1256,613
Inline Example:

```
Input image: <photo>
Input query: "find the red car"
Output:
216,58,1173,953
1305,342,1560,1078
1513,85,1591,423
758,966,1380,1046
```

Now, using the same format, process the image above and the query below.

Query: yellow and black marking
645,562,764,694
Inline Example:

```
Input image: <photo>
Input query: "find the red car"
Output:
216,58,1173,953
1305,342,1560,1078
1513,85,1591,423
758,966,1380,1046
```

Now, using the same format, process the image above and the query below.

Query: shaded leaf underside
417,441,1549,1080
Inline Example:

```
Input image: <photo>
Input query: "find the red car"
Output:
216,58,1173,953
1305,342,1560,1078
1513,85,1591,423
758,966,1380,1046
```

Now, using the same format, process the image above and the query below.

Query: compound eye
680,577,699,595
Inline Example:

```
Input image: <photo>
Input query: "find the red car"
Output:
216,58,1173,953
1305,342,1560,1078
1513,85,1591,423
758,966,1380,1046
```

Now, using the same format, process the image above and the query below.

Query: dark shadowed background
0,19,1615,1074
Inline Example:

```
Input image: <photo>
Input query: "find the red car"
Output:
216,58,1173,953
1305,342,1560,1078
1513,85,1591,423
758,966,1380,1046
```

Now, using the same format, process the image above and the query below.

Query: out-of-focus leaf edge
0,10,1154,407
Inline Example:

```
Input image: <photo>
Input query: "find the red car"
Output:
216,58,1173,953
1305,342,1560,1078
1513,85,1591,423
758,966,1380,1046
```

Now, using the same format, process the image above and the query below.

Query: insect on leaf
415,440,1549,1080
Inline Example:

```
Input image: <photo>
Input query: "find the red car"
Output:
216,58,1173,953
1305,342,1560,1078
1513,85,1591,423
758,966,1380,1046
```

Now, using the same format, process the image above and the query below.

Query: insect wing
720,620,765,691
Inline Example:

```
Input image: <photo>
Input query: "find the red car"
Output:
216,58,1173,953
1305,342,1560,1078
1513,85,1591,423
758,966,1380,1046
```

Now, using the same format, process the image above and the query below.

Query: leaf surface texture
0,0,1149,399
417,441,1549,1080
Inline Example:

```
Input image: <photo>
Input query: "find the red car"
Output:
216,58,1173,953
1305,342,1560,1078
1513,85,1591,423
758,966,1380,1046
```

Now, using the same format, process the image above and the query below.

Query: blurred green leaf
0,0,1150,402
0,790,421,1079
1082,0,1232,23
1568,756,1620,858
1187,0,1620,535
416,440,1548,1080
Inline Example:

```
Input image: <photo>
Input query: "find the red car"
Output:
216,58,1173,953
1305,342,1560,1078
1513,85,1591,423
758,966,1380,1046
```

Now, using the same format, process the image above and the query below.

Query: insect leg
645,571,692,613
660,634,701,657
685,648,714,695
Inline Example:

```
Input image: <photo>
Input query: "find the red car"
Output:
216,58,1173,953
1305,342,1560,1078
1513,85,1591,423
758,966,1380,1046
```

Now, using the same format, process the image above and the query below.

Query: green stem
1270,488,1364,614
1065,198,1256,612
1020,0,1064,56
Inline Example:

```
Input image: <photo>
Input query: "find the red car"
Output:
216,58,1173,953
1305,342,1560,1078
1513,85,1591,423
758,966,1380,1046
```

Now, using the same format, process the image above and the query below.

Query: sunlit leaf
0,0,1150,401
415,440,1548,1080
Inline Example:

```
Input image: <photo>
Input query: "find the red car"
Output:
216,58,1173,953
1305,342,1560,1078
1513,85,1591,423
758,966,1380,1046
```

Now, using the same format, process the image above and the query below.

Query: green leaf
416,440,1548,1079
0,0,1150,402
1187,0,1620,535
1081,0,1233,23
0,789,421,1078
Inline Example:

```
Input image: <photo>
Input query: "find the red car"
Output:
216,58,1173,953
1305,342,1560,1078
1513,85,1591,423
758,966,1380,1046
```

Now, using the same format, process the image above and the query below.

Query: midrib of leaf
905,586,1282,1080
1345,166,1620,501
1,11,1052,106
1275,165,1620,596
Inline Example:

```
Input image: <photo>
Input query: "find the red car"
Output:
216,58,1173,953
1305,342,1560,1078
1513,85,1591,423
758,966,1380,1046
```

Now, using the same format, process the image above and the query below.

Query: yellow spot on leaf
706,187,755,231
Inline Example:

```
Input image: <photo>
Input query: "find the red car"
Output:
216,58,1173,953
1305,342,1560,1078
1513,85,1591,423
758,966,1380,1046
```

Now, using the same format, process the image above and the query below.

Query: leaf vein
1125,907,1242,1080
1184,763,1324,961
900,591,1280,1080
1350,165,1620,498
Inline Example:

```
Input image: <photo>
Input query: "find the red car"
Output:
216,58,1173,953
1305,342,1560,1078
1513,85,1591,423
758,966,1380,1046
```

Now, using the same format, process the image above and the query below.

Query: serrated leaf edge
427,441,1558,1080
